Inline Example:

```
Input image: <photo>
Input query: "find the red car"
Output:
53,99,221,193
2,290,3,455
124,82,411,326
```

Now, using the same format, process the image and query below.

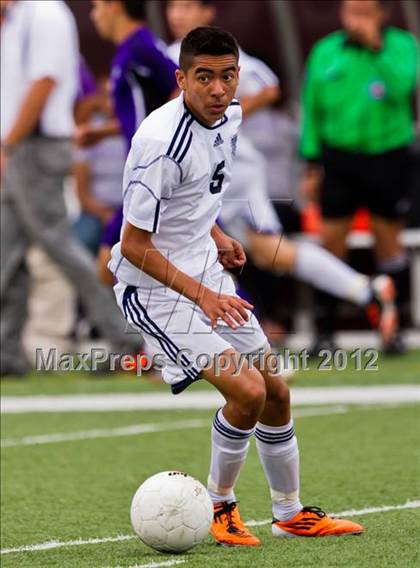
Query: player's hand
74,124,103,148
198,289,254,330
218,237,247,269
344,13,382,51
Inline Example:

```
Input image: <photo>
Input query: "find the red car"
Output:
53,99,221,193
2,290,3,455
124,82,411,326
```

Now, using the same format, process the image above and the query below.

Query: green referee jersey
300,26,419,160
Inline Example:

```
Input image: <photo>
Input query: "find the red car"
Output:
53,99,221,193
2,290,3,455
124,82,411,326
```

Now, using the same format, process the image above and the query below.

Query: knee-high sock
255,419,302,521
207,408,255,504
295,242,371,306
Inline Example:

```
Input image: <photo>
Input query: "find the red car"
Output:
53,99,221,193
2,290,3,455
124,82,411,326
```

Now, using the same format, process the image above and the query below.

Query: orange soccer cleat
272,506,364,537
211,501,261,546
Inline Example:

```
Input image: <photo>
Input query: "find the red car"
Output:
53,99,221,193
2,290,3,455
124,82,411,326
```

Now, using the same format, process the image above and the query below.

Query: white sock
295,242,371,306
207,408,254,504
255,419,302,521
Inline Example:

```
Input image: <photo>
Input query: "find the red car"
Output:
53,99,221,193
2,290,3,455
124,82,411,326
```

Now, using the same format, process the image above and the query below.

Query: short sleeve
237,56,279,97
136,36,178,100
26,4,77,82
124,139,182,233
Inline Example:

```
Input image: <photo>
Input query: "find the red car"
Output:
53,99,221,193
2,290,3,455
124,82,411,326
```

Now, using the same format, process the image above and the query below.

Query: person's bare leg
371,215,408,350
253,351,364,535
320,217,352,258
251,350,302,520
201,349,265,545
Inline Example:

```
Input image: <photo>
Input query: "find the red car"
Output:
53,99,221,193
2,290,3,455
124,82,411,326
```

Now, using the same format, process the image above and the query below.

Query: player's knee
266,378,290,407
235,370,266,419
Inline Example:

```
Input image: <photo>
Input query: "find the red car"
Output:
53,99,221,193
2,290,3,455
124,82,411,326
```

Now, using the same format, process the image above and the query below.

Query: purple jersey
101,206,124,248
110,27,177,149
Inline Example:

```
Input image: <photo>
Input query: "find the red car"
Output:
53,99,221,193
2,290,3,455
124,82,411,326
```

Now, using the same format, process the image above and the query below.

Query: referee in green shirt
300,0,419,354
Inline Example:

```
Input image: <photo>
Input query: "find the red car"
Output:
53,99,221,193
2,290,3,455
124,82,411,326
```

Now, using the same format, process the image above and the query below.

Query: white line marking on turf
0,406,347,448
0,403,410,448
2,385,419,413
1,535,136,555
1,419,209,448
105,561,185,568
246,499,420,527
1,499,419,555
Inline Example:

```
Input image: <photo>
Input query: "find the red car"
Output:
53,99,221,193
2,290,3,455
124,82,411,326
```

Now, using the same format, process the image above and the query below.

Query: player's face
341,0,384,36
166,1,215,40
91,0,116,41
176,54,239,126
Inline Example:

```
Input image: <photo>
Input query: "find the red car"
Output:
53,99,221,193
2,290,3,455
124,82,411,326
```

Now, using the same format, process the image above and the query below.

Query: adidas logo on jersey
213,133,224,147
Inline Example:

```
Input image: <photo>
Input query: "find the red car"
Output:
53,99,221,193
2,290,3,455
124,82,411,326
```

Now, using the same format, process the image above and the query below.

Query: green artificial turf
1,350,419,567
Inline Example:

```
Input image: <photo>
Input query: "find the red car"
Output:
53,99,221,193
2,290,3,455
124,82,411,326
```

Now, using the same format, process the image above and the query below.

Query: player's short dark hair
118,0,147,21
179,26,239,72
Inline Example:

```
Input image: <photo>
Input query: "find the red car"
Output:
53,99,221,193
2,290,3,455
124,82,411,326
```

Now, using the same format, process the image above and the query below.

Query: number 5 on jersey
210,160,225,194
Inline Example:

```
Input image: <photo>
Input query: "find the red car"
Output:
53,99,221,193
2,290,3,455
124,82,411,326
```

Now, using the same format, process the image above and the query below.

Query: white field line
1,419,209,448
104,561,185,568
1,499,419,556
0,403,413,448
2,385,419,413
246,499,420,527
1,405,347,448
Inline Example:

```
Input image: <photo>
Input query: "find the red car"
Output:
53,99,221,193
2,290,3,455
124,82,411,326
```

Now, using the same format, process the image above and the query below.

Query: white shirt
167,40,181,67
235,49,280,146
75,115,126,208
0,0,79,138
110,94,242,288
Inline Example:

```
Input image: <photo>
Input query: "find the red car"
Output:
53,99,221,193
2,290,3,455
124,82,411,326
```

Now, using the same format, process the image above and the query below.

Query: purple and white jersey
111,27,178,149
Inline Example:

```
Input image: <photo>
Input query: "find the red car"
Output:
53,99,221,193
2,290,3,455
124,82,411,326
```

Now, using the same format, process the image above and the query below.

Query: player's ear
175,69,187,92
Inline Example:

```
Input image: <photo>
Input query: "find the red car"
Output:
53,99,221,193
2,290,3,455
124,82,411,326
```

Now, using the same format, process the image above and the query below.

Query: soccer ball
130,471,213,553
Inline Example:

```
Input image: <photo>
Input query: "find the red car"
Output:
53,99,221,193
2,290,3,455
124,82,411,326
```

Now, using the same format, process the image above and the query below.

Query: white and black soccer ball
130,471,213,553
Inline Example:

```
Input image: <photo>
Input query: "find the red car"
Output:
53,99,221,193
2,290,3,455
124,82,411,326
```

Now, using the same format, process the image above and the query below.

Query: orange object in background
301,204,371,234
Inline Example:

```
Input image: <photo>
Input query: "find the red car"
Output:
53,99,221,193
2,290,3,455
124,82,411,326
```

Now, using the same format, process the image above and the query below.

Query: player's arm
1,77,56,168
240,85,280,118
74,119,121,148
73,160,114,224
211,224,247,269
121,223,253,329
299,46,324,202
370,33,419,101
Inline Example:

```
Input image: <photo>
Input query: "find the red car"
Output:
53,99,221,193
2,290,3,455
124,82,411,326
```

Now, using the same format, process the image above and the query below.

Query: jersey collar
183,99,228,130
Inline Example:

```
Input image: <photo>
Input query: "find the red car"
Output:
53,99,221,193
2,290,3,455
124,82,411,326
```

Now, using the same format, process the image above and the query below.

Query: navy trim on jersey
122,287,200,385
152,200,160,232
132,155,183,184
166,112,188,156
229,100,241,106
177,131,192,164
183,100,228,130
171,116,194,160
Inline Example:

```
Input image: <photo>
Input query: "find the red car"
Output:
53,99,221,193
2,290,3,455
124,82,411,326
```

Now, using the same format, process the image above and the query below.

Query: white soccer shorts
114,262,269,394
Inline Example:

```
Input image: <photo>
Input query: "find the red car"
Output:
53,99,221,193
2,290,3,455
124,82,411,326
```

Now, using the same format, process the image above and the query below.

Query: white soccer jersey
109,94,241,288
167,40,181,66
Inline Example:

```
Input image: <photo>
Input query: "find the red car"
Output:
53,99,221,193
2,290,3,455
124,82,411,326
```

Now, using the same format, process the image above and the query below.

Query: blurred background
1,0,419,376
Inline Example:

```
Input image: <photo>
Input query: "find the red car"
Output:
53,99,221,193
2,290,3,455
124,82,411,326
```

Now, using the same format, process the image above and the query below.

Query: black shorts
321,146,412,220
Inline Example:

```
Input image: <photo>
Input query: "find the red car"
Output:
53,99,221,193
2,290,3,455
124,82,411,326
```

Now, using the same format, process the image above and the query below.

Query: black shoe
383,332,407,355
307,334,338,358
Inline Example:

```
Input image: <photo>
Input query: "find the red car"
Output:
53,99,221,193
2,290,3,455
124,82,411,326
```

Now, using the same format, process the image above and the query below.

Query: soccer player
78,0,178,151
110,26,364,545
85,0,179,287
166,0,398,350
300,0,419,353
